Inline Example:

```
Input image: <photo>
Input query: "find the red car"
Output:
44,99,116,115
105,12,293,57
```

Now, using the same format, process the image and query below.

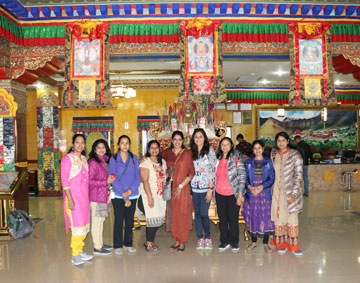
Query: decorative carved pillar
36,90,61,196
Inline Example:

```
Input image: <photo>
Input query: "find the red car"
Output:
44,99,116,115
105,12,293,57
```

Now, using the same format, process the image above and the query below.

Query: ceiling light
34,81,44,89
322,107,327,122
260,79,270,84
277,108,285,117
334,80,343,86
273,70,288,76
128,88,136,97
112,82,136,99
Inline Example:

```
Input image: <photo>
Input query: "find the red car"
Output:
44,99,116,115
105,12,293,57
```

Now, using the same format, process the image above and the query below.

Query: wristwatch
179,184,184,189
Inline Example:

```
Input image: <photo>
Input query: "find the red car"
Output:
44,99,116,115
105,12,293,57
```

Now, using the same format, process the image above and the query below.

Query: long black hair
145,140,162,166
190,128,210,160
115,135,134,162
67,134,86,156
170,130,185,149
216,137,234,160
88,139,112,163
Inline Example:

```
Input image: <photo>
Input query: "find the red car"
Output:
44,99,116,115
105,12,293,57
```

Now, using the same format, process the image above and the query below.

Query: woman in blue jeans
190,128,216,249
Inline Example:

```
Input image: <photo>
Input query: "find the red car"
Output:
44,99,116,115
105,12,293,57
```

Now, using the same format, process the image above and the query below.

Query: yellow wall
58,89,179,159
26,89,258,161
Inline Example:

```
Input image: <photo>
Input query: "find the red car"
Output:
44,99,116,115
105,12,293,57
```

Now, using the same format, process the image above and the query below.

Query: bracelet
126,189,131,195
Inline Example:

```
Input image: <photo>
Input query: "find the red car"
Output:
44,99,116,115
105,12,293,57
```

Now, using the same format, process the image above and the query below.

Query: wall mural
258,110,358,149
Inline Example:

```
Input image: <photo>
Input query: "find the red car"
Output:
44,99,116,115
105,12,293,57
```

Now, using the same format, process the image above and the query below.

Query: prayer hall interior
0,0,359,282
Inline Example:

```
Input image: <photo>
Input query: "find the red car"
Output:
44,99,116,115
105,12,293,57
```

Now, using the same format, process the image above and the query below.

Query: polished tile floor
1,192,360,283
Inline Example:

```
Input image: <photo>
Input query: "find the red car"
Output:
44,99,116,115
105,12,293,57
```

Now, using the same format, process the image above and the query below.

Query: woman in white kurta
139,140,167,252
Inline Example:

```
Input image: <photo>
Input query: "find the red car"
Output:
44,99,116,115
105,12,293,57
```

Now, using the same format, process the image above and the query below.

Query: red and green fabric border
226,88,360,104
72,116,114,132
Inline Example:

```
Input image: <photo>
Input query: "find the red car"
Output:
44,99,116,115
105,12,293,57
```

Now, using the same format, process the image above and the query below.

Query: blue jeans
303,165,309,195
192,191,211,239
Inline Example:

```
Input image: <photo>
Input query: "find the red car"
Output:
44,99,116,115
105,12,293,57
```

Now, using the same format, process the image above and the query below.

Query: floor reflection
0,192,359,283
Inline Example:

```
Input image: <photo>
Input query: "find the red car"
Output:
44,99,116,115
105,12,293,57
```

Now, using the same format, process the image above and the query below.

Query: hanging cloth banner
0,89,18,172
179,17,226,104
288,23,336,106
63,19,112,108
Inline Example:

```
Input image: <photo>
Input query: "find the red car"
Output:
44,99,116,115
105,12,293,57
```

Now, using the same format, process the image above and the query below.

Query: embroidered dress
139,158,167,227
61,152,90,236
271,149,300,251
242,160,274,238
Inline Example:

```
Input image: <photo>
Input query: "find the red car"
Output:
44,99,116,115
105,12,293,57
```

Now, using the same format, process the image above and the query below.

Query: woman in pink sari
61,134,93,266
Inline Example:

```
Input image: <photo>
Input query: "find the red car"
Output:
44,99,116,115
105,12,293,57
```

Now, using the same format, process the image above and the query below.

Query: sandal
246,243,257,251
170,243,180,250
264,244,273,253
177,244,185,252
144,242,159,252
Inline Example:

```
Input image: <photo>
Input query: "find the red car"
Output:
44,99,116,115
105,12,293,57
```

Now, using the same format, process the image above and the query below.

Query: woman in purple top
242,140,275,253
109,135,140,255
88,139,113,256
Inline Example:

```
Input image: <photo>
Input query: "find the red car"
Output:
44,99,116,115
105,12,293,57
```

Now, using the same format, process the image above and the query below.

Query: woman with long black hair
109,135,140,255
190,128,216,250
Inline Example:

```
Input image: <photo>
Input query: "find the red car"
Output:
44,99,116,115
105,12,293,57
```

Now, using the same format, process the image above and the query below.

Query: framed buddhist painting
72,38,103,78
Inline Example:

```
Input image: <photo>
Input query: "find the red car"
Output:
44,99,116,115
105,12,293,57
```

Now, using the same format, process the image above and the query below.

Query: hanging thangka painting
179,17,226,103
288,23,336,106
37,91,60,196
0,89,17,172
63,19,112,108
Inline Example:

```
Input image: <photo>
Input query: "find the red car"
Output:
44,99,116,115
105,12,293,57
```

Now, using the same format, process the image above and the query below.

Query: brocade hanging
179,18,226,103
288,23,336,106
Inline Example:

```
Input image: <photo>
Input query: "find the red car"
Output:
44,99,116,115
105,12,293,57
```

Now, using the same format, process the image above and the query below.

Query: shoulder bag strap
116,157,131,184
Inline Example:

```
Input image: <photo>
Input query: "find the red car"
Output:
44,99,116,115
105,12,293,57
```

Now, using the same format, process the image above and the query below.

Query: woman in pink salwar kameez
61,134,93,266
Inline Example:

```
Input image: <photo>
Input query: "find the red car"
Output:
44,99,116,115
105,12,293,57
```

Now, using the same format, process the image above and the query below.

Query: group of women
61,130,303,266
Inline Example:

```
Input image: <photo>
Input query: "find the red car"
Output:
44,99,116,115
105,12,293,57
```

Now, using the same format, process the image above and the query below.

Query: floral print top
191,148,217,193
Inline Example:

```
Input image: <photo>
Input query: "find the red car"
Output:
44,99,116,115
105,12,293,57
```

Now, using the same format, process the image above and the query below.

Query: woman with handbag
138,140,167,252
242,140,275,253
109,135,140,255
162,131,195,252
271,132,303,256
215,137,246,252
88,139,114,256
61,134,93,266
190,128,216,250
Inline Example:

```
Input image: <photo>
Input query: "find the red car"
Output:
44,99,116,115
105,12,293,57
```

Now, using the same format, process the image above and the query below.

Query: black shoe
303,193,309,197
93,248,112,256
103,244,113,250
218,243,230,252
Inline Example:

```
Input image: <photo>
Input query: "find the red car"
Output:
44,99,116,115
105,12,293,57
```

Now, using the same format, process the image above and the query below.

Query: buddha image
188,36,213,73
